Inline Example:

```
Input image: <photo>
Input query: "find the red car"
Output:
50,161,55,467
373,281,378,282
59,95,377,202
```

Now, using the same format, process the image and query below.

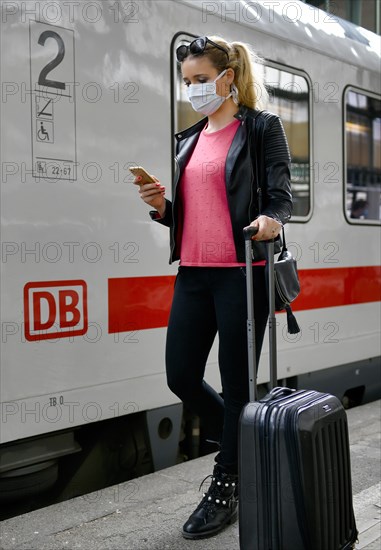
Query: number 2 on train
37,29,66,90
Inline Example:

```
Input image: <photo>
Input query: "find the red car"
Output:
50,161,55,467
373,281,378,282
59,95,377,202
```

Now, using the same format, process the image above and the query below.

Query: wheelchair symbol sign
36,120,54,143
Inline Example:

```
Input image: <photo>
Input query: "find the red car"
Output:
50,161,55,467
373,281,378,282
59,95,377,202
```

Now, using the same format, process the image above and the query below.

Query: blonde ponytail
229,42,268,109
203,36,269,110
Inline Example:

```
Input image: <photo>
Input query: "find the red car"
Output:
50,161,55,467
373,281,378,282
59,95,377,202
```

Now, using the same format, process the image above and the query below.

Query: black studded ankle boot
181,464,238,539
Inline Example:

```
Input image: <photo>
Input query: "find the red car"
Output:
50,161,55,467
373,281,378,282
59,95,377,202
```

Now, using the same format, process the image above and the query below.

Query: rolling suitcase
238,226,358,550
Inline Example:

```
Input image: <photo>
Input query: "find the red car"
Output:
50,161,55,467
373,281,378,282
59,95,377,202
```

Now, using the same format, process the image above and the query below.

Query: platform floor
1,400,380,550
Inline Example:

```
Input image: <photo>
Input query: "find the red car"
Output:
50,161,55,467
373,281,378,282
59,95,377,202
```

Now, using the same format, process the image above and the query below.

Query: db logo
24,280,88,341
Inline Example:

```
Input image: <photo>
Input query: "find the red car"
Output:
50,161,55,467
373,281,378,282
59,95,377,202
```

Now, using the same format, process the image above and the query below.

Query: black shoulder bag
271,227,301,334
251,111,301,334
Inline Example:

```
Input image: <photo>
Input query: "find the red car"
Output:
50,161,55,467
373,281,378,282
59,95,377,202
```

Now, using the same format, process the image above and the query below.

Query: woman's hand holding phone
130,166,166,217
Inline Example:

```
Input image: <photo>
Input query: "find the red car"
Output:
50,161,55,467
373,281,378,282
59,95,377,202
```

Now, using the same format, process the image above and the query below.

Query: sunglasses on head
176,36,229,62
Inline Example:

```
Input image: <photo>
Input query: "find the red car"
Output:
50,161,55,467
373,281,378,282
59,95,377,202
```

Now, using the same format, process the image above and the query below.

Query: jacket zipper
170,157,181,263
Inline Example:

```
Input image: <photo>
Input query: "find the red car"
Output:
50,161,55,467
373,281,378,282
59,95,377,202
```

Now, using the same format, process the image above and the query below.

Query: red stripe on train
108,266,381,333
293,266,381,311
108,275,175,333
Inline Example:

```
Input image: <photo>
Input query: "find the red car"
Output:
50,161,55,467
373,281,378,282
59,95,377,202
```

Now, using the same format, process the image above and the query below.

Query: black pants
166,266,269,473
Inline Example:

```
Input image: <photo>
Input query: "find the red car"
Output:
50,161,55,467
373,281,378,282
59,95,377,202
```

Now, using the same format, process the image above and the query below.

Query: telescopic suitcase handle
243,225,277,401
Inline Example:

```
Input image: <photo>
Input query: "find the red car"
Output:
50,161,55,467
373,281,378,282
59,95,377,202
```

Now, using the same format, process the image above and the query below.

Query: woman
135,36,292,539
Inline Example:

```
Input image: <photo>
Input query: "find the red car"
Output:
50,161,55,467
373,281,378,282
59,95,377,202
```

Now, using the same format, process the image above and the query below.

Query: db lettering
24,280,88,341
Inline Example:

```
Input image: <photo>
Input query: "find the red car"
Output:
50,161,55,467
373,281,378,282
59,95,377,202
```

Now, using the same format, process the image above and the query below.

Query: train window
263,65,310,219
173,37,310,220
345,89,381,224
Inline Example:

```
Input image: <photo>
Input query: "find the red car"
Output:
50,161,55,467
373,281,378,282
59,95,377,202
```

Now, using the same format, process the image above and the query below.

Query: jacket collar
174,104,262,142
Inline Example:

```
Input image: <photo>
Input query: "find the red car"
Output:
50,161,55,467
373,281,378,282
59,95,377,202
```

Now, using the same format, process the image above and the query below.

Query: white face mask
186,69,237,116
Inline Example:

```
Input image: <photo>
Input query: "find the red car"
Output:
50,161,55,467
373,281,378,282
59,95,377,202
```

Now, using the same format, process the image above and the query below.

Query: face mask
186,69,236,116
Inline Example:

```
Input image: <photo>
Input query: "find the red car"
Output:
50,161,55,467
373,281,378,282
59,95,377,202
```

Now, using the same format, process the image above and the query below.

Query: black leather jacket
150,105,292,263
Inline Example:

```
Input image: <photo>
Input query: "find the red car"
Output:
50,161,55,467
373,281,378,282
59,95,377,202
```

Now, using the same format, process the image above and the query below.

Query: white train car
1,0,380,508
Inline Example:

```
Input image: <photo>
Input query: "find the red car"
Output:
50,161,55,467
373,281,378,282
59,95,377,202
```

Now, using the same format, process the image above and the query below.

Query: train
1,0,380,515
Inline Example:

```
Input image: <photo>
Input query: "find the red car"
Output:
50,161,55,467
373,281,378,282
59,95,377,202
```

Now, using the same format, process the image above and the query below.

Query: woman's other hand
249,215,282,241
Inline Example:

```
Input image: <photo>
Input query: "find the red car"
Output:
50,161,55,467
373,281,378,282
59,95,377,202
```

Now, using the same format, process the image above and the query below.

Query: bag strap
281,226,287,254
250,114,300,336
250,110,264,215
251,113,286,255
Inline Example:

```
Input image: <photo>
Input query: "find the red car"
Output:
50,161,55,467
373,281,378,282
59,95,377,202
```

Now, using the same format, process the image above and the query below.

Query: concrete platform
1,400,380,550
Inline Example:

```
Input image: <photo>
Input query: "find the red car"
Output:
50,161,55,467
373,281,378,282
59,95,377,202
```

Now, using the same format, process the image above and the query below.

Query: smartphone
129,166,156,184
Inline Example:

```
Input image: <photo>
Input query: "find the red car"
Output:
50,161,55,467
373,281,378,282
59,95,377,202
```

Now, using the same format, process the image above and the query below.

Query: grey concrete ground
0,400,380,550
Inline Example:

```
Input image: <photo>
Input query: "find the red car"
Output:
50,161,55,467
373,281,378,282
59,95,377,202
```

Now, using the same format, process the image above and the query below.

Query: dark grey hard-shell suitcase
239,227,358,550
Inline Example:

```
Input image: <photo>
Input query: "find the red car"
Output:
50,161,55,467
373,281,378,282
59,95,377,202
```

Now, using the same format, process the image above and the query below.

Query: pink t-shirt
180,120,243,267
179,119,264,267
